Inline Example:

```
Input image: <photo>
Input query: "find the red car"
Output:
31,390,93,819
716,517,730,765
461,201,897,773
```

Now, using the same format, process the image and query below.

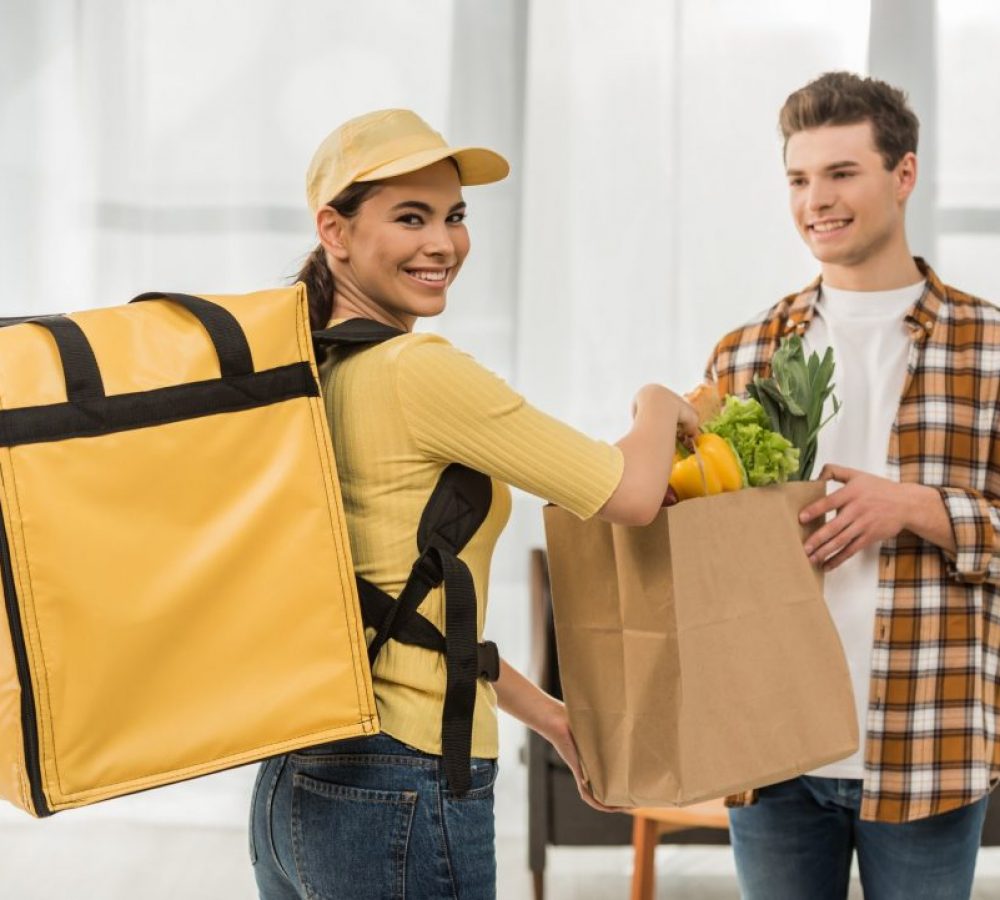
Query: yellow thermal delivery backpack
0,287,379,816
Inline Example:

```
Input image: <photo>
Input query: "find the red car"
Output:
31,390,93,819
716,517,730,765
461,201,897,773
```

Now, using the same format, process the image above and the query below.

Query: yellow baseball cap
305,109,510,213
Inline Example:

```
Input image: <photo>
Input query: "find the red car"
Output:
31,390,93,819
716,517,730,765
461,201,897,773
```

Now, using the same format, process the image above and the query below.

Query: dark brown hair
295,181,381,330
779,71,919,170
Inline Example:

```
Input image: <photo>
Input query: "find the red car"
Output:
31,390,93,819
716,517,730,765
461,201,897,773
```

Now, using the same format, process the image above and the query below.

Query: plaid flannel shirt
706,259,1000,823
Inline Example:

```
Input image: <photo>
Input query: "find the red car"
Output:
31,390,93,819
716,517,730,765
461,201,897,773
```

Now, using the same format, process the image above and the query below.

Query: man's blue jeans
249,732,498,900
729,776,989,900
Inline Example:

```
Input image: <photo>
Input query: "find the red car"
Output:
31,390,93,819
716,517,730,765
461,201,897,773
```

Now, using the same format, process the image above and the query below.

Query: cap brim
357,145,510,187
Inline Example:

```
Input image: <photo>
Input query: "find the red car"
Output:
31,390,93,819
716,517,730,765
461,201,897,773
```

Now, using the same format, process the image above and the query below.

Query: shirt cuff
936,486,1000,584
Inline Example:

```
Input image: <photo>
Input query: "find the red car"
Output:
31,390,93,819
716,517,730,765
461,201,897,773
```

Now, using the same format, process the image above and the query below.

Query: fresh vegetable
702,396,799,487
746,335,840,481
669,432,745,500
685,381,722,426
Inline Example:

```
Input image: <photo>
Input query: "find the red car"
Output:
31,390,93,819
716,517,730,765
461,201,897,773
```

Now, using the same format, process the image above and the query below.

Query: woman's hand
602,384,698,525
676,399,700,452
536,701,623,814
632,384,699,447
493,658,622,813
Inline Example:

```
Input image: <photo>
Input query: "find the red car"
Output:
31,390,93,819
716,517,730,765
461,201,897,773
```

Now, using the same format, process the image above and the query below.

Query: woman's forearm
493,657,561,736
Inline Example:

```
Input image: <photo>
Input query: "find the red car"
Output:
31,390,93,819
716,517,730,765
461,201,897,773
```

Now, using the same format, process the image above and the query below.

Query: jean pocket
291,772,417,900
442,761,497,900
445,758,498,801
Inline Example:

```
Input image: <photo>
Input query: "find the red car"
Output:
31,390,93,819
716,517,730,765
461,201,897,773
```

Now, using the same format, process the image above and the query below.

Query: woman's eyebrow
390,200,468,214
391,200,434,213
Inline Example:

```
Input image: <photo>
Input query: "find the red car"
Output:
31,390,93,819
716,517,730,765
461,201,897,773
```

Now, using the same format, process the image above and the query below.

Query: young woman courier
249,108,696,900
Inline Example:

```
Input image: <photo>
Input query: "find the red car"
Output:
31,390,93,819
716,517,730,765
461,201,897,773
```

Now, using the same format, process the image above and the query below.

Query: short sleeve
392,336,623,519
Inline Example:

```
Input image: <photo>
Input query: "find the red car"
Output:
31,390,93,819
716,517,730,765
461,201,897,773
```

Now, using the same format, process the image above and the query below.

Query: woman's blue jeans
729,776,990,900
249,732,498,900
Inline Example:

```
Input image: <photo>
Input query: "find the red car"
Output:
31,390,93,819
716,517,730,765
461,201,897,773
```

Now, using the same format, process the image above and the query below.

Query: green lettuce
703,396,800,487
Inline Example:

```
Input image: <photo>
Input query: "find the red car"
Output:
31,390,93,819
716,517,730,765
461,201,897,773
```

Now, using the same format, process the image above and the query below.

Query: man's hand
799,464,949,570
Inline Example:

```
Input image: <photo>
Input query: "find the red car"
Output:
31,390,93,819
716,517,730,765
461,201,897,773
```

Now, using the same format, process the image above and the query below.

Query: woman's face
322,159,470,328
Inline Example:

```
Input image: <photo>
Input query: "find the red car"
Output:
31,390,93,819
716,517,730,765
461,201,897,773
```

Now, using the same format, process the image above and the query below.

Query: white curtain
937,0,1000,300
506,0,870,607
516,0,870,435
0,0,457,313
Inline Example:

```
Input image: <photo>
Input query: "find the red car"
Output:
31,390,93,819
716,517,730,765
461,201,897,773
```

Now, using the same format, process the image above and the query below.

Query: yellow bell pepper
669,433,744,501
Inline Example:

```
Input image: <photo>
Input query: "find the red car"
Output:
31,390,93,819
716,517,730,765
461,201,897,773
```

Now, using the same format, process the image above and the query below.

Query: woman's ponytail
296,245,335,332
294,181,382,331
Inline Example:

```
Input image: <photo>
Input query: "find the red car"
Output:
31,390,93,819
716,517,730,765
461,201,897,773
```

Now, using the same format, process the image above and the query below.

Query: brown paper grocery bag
542,481,858,808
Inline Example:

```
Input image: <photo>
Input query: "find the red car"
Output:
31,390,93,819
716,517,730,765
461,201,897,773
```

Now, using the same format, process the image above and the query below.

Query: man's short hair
779,71,919,170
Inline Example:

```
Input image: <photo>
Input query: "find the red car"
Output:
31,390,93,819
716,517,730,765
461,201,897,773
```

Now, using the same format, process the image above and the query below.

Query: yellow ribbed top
322,329,623,758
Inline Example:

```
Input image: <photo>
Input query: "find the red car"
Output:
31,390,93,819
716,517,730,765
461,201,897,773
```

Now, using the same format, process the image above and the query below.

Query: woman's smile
403,266,450,287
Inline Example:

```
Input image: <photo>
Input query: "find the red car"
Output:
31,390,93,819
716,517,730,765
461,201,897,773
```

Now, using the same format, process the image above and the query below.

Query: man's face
785,121,915,269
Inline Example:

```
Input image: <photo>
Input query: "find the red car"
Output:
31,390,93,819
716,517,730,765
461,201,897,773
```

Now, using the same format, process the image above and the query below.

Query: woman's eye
447,212,467,224
396,214,424,226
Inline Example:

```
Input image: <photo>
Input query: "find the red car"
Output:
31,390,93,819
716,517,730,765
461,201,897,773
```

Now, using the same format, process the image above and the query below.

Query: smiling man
705,72,1000,900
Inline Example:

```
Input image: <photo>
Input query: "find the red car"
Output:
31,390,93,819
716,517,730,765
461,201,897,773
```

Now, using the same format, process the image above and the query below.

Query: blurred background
2,0,999,896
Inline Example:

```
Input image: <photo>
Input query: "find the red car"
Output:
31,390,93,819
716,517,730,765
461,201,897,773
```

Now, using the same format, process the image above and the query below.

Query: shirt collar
781,257,944,342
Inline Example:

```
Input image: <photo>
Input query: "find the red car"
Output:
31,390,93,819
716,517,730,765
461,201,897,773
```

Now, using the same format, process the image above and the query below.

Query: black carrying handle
1,314,106,401
27,316,106,402
0,293,254,405
130,292,255,378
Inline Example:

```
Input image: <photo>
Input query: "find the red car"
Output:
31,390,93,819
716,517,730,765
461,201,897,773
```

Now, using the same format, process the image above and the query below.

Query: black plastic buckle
477,641,500,682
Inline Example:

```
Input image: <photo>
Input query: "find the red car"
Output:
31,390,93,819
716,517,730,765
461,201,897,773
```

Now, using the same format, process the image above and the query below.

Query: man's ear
895,151,918,203
317,208,350,262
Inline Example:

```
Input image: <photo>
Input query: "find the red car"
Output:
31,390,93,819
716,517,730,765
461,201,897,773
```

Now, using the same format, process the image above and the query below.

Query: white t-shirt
804,280,925,780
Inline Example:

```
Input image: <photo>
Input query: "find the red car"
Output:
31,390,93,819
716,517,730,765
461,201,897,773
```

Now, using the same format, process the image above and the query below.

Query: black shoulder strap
358,464,495,795
312,318,407,361
365,465,491,664
416,465,494,555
